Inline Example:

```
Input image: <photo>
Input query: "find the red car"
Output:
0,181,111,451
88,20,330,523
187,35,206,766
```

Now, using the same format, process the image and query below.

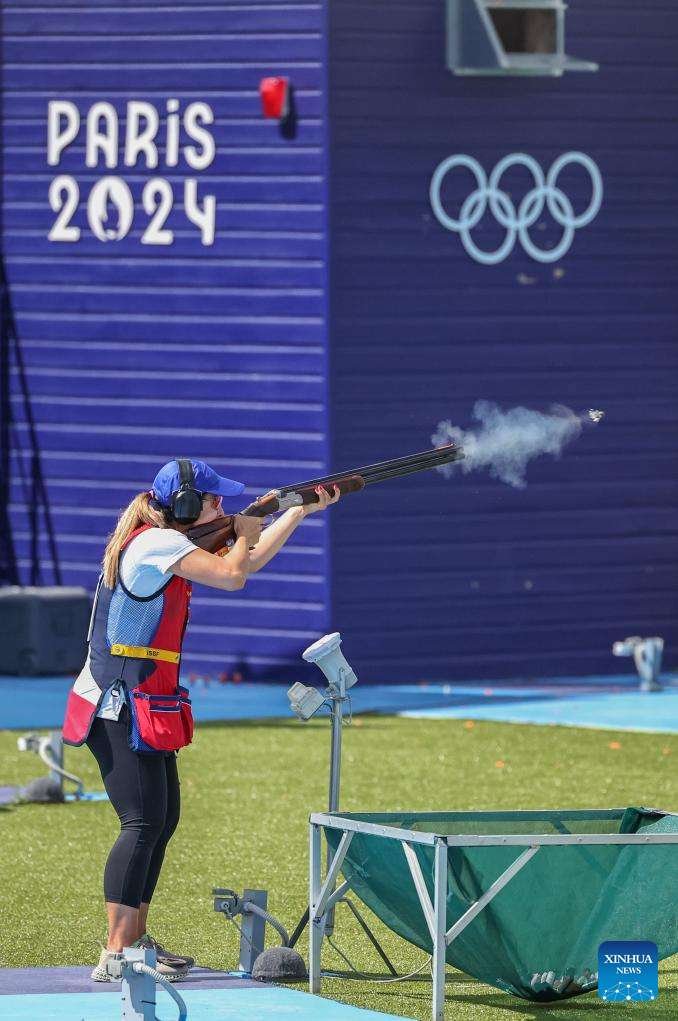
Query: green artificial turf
1,714,676,1020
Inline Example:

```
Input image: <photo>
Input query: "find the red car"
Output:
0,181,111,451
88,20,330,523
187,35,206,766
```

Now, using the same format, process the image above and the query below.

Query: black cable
0,4,61,586
0,0,19,585
11,330,62,584
0,282,18,583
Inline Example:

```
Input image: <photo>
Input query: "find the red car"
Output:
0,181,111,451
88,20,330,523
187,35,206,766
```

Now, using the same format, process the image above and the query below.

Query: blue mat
401,681,678,733
0,987,409,1021
1,673,677,734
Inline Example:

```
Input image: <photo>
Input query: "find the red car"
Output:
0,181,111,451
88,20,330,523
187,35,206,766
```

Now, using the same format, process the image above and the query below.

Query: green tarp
324,808,678,1002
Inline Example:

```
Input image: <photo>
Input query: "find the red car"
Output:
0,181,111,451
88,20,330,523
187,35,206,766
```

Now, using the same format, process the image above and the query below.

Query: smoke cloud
432,401,599,489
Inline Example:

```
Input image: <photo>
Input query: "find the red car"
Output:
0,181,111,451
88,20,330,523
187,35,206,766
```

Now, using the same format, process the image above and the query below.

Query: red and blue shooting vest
62,525,194,753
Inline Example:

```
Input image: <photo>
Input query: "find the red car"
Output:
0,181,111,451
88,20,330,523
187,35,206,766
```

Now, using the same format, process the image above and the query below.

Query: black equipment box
0,586,91,675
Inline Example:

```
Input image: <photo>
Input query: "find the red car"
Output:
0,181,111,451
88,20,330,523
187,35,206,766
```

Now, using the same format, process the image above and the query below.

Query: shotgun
187,443,464,555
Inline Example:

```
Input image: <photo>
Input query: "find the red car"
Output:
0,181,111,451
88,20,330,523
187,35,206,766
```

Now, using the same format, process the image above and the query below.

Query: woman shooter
62,458,339,982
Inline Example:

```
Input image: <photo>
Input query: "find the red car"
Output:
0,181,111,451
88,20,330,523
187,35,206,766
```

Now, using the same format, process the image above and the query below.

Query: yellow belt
110,643,180,664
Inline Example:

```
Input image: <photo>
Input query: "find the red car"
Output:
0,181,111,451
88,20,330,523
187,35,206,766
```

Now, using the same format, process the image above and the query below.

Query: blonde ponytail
102,492,168,588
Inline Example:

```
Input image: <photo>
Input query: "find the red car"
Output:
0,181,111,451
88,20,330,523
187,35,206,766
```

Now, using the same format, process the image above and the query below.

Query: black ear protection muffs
170,458,203,525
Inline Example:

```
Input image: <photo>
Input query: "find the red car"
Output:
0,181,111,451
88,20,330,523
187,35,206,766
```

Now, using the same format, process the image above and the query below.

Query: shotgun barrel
275,443,462,494
187,442,464,553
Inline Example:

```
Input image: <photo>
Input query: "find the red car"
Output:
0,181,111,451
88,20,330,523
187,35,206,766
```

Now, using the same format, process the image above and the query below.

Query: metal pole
432,839,447,1021
239,889,268,973
342,898,398,976
328,697,343,814
325,691,343,934
46,731,64,791
289,683,344,950
120,947,157,1021
309,822,323,993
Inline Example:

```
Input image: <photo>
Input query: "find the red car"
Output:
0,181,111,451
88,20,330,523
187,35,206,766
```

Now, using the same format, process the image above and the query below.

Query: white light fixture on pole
286,634,396,971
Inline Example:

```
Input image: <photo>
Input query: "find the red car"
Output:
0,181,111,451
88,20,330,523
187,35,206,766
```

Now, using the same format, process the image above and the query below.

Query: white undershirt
95,528,197,720
119,527,197,597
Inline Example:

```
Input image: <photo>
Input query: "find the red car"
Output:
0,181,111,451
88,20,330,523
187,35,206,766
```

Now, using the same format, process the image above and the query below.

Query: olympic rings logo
429,152,603,265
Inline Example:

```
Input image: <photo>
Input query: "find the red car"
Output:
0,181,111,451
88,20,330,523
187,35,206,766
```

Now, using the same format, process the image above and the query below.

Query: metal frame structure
446,0,598,76
309,810,678,1021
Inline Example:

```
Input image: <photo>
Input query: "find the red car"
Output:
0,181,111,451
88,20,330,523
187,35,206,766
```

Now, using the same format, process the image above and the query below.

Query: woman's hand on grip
234,514,263,545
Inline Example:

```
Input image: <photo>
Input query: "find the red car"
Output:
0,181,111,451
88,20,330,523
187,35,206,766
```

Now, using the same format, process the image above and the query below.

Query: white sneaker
91,943,188,983
91,946,123,982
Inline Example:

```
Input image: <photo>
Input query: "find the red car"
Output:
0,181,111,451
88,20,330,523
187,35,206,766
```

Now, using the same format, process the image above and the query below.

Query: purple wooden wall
328,0,678,681
3,0,330,680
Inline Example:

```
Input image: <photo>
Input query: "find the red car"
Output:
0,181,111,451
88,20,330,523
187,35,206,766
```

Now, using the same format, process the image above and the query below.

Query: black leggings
86,707,181,909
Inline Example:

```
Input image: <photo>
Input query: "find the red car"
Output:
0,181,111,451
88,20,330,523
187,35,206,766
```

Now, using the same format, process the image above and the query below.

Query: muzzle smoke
432,401,603,489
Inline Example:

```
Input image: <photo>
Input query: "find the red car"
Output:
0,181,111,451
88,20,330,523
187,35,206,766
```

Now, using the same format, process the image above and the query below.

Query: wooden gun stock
186,515,238,556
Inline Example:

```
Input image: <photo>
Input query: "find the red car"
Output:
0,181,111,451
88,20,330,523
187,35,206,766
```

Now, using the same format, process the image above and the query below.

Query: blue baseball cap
151,459,245,507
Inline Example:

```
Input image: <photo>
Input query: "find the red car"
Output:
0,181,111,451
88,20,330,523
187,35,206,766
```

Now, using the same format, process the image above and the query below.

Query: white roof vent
447,0,598,76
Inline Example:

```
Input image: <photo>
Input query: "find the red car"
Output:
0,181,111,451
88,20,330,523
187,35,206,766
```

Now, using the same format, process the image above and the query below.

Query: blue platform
0,986,408,1021
1,673,678,734
0,966,411,1020
400,679,678,733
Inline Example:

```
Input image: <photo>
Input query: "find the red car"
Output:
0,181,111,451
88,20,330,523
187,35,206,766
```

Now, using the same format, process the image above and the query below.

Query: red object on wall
260,77,289,119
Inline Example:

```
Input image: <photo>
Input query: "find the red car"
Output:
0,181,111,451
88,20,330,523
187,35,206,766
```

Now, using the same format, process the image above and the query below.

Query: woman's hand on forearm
246,507,305,573
171,536,251,590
